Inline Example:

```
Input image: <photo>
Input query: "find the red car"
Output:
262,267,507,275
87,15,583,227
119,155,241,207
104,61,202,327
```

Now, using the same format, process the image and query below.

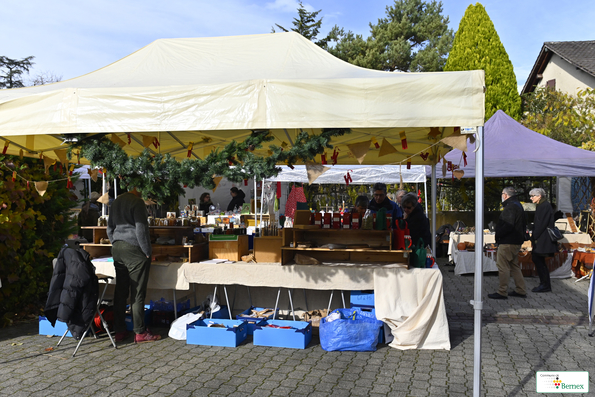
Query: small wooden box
294,210,312,225
254,235,283,263
209,235,249,261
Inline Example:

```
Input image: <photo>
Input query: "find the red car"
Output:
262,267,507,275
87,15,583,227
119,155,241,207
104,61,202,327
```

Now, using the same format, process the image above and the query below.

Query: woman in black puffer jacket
529,188,557,293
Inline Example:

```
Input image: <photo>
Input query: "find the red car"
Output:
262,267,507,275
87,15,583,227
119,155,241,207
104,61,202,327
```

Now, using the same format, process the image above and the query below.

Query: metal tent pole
102,173,107,215
472,126,485,397
431,164,436,256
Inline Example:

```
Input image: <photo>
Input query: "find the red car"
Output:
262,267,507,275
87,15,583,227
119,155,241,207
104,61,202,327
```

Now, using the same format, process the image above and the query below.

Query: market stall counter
183,261,450,350
448,232,590,275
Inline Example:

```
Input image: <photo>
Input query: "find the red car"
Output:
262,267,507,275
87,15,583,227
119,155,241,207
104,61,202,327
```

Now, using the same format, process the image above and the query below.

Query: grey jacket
107,192,152,257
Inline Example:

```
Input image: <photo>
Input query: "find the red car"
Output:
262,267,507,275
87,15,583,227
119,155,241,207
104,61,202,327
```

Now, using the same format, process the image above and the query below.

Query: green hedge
0,155,78,326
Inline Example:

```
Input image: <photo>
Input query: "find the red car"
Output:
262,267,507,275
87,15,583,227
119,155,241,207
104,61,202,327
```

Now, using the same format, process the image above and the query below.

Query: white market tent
0,32,484,167
267,164,427,184
265,164,429,214
0,32,487,395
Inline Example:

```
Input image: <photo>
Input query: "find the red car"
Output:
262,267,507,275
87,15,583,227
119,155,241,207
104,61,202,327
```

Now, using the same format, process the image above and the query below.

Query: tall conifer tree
444,3,521,120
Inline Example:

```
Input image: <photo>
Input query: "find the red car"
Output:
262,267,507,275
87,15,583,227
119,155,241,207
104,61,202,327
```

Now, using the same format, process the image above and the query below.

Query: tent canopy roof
437,110,595,178
266,164,427,184
0,32,485,166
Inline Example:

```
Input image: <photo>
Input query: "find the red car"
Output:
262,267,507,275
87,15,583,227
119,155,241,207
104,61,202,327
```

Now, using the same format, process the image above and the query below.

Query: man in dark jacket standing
489,187,527,299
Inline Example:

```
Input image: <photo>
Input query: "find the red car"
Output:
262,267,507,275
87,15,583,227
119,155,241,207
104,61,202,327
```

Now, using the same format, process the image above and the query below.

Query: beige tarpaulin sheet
374,267,450,350
0,32,484,166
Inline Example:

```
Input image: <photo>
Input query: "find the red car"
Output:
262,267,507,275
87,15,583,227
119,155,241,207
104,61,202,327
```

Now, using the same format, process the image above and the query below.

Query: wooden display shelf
280,228,409,265
79,226,207,262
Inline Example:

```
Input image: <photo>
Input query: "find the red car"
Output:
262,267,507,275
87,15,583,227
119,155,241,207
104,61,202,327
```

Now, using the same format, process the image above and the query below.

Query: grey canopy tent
432,110,595,178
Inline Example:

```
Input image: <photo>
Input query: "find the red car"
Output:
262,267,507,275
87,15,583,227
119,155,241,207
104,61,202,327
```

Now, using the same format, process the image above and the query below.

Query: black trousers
532,253,551,289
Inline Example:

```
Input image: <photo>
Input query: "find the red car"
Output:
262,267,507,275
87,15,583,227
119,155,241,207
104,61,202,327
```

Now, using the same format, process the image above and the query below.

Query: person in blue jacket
368,182,403,222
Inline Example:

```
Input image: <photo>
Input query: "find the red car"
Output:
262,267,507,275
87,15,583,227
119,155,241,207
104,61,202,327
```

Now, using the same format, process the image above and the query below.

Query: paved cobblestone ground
1,259,593,396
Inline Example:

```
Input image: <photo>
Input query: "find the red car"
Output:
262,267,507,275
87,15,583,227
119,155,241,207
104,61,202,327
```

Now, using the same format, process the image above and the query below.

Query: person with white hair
529,187,556,293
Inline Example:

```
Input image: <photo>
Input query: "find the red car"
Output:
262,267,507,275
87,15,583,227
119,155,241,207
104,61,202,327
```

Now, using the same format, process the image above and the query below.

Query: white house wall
538,53,595,94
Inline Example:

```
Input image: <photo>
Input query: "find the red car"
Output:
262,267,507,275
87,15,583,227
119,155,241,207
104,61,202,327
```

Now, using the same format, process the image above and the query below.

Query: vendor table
91,259,450,350
184,262,450,350
449,232,590,275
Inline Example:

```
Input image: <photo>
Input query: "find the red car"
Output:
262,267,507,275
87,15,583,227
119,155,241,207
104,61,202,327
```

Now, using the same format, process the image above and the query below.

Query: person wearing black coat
45,245,99,340
227,187,246,211
489,187,527,300
529,188,557,292
401,193,431,248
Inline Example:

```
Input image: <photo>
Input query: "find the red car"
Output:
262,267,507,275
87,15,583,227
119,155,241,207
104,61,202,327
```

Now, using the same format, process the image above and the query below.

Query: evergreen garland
69,128,349,203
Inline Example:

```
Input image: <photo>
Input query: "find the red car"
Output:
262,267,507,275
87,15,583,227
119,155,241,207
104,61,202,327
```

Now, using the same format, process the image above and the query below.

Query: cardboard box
294,210,312,225
253,320,312,349
39,316,72,337
209,235,249,261
236,306,278,335
254,236,283,263
186,319,247,347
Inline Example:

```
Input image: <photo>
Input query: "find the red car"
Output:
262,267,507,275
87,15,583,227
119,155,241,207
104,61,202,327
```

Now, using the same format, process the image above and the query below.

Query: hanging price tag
187,142,194,158
2,140,9,155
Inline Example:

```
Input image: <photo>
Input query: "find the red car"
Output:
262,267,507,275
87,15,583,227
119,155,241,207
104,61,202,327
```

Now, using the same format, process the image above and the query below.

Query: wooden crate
209,235,249,261
254,235,283,263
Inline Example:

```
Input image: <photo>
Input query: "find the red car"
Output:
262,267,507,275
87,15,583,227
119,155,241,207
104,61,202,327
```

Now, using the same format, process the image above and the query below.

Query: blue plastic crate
235,307,277,335
39,316,72,337
253,320,312,349
350,290,375,308
207,305,230,320
149,298,191,313
186,319,247,347
125,305,153,331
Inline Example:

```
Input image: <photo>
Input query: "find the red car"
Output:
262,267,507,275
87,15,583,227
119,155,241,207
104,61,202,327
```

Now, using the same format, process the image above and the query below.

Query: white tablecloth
92,259,450,350
92,260,190,290
184,262,450,350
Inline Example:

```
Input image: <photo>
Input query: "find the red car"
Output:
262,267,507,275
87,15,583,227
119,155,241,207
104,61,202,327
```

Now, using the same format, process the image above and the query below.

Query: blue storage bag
319,308,384,352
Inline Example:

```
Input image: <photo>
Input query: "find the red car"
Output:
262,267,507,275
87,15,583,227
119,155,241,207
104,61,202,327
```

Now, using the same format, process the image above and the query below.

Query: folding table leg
303,289,308,312
287,289,296,321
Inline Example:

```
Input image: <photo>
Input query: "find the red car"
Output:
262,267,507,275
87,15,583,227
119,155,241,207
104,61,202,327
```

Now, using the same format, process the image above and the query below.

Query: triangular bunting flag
89,168,98,182
212,177,223,192
347,140,371,164
142,134,154,148
305,161,330,184
378,138,398,157
440,130,468,152
53,149,68,165
97,192,110,205
43,156,55,174
110,134,127,148
35,181,48,196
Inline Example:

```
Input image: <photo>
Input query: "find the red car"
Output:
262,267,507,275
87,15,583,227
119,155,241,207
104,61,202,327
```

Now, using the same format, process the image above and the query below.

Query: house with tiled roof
521,40,595,95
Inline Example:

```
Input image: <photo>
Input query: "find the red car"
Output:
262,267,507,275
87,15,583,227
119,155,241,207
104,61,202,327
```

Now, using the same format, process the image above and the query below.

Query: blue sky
2,0,594,91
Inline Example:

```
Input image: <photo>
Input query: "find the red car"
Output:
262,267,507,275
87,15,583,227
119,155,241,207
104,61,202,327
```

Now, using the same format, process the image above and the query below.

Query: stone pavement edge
1,258,593,396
